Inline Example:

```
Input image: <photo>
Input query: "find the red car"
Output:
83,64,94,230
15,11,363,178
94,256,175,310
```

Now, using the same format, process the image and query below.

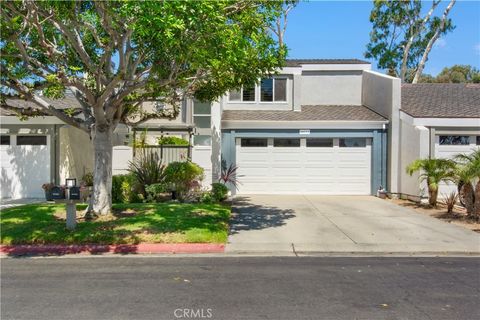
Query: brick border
0,243,225,256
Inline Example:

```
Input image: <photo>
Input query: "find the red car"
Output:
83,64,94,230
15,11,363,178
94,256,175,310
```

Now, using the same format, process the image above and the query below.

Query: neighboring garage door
0,135,50,199
236,137,371,195
435,135,480,196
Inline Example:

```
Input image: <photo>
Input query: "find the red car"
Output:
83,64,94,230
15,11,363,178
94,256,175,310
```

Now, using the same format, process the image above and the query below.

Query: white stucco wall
362,70,401,193
399,123,430,199
300,71,363,105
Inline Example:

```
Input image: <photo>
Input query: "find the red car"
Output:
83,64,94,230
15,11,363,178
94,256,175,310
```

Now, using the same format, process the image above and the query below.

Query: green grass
0,202,231,245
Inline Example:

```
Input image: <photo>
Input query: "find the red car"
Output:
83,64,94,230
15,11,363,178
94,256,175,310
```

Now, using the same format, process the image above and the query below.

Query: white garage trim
235,137,372,195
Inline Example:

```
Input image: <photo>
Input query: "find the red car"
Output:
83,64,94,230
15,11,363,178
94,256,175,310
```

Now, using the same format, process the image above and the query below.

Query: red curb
0,243,225,256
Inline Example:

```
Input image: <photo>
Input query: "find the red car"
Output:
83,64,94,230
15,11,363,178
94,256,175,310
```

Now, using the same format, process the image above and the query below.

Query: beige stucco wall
59,126,94,184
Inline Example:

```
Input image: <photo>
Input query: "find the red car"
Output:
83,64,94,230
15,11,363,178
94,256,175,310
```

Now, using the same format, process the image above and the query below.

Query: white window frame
228,85,256,103
259,77,288,104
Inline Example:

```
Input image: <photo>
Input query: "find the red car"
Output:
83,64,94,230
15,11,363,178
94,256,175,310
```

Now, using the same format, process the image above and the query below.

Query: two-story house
2,59,478,200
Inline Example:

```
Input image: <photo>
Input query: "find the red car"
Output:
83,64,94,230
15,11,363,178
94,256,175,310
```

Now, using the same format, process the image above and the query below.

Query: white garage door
236,137,371,195
1,135,50,199
435,135,480,197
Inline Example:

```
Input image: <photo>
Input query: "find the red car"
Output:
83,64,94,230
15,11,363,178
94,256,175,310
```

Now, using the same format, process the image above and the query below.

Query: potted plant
41,182,55,201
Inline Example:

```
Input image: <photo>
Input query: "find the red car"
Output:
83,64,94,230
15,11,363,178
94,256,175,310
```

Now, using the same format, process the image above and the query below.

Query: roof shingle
222,105,386,122
285,59,370,67
401,83,480,118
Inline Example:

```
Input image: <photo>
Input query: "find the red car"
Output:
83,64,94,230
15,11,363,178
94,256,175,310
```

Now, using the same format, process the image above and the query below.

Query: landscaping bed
1,202,231,245
386,198,480,233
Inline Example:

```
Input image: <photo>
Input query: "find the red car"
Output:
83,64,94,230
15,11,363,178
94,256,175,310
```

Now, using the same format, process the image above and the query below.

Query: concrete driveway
226,195,480,254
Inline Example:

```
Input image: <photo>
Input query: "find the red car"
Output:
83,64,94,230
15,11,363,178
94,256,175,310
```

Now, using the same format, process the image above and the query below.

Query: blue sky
284,0,480,76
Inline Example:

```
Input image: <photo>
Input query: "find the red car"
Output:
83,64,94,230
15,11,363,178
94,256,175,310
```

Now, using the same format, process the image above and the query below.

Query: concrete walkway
226,195,480,254
0,198,44,210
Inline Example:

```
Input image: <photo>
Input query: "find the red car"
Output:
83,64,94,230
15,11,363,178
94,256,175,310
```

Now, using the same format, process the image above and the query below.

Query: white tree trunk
92,125,113,215
412,0,456,83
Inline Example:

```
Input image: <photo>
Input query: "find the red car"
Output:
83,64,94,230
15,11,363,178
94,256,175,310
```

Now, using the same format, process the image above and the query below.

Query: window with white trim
439,136,470,145
229,84,255,102
193,101,212,146
193,101,211,129
261,78,287,102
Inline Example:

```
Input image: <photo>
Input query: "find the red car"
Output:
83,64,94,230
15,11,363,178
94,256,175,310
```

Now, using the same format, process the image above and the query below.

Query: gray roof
401,83,480,118
222,105,386,122
1,92,81,116
285,59,370,67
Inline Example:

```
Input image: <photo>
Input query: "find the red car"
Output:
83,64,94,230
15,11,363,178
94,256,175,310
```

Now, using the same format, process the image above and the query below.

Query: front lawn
1,202,231,245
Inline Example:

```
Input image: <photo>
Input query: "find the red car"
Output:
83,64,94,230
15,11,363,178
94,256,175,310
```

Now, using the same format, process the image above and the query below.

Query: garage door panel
236,137,371,195
1,137,50,199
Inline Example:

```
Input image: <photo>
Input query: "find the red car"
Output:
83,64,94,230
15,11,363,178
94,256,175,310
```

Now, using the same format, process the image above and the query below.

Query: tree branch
412,0,456,83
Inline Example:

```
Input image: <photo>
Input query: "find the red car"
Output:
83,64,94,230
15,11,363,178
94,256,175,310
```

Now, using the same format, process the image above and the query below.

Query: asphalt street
1,256,479,320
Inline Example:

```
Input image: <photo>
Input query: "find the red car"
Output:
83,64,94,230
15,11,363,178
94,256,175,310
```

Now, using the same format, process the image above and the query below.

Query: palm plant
128,150,165,196
219,162,241,190
406,158,456,207
454,149,480,217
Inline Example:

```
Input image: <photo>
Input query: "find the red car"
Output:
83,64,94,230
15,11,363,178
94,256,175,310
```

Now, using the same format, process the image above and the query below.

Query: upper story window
261,78,287,102
228,78,287,103
439,136,470,145
477,136,480,145
193,101,211,129
229,84,255,102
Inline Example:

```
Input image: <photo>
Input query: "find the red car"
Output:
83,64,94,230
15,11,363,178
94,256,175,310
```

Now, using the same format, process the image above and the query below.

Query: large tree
1,0,291,214
365,0,456,83
419,65,480,83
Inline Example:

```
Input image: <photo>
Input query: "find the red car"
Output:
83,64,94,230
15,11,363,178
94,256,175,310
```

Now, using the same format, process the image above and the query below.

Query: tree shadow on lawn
229,197,296,235
1,202,230,257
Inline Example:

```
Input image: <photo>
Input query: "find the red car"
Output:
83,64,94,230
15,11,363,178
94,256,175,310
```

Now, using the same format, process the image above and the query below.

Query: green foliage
42,75,65,99
164,161,204,200
81,172,94,187
157,136,189,146
454,149,480,181
145,183,169,203
365,0,455,80
112,174,140,204
1,1,288,114
0,202,231,245
128,150,166,196
406,158,456,206
211,183,229,202
200,191,214,204
420,65,480,83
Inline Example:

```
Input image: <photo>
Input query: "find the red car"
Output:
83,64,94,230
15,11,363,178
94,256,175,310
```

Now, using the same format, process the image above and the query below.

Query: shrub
164,161,204,201
157,136,189,146
442,191,459,214
145,183,169,202
81,172,94,187
219,162,240,190
200,191,214,204
211,182,228,202
128,150,165,196
112,174,141,203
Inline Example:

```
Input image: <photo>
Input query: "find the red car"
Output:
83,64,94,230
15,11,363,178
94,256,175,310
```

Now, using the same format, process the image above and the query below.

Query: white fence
112,145,191,176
